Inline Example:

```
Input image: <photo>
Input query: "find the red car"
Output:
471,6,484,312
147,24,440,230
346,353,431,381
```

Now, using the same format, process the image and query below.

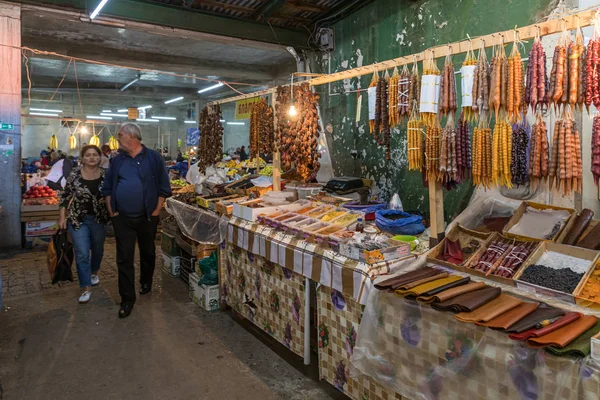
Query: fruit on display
170,179,187,187
249,98,274,157
109,135,119,151
259,165,273,177
69,134,77,150
198,105,224,174
274,83,321,181
49,135,58,150
23,185,59,205
89,135,100,146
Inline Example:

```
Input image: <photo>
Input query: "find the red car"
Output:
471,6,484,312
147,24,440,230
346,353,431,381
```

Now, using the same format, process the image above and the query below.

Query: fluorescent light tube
87,115,112,120
138,105,152,110
136,119,159,123
29,112,59,117
165,96,184,104
227,122,245,125
101,113,128,118
198,82,224,94
219,119,226,122
90,0,109,20
30,108,62,113
184,121,196,124
117,109,128,113
151,116,176,120
102,109,111,113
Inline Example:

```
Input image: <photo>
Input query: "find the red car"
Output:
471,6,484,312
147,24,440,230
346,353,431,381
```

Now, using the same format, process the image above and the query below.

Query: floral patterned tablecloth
350,289,600,400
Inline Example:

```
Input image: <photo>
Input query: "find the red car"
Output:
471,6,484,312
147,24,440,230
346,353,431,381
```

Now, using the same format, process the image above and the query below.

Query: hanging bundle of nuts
491,118,513,188
456,112,471,182
374,72,391,159
507,38,524,122
472,45,490,119
472,118,493,189
439,53,457,118
249,98,275,157
528,112,549,191
510,118,530,186
398,65,411,121
549,107,582,195
407,105,424,171
198,105,224,173
274,83,321,181
388,67,400,127
368,72,379,133
461,47,477,122
420,51,441,127
408,59,421,114
525,35,548,113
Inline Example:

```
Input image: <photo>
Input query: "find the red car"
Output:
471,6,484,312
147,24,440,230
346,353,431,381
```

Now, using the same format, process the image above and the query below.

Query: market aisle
0,239,336,400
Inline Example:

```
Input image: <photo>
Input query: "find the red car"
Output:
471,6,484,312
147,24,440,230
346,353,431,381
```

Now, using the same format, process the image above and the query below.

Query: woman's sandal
118,304,133,319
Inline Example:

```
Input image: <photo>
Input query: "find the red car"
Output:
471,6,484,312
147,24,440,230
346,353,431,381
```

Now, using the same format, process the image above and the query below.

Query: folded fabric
374,267,439,290
527,315,598,349
396,275,463,299
454,294,522,323
431,286,501,313
509,312,581,341
418,281,486,304
546,320,600,358
392,272,449,291
505,303,566,333
477,302,539,330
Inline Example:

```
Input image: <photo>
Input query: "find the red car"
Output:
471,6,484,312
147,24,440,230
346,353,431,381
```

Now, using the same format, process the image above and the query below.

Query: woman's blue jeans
68,215,106,288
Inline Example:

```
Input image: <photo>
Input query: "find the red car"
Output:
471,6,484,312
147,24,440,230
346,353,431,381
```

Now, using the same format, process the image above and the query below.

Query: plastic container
297,185,322,199
391,235,419,251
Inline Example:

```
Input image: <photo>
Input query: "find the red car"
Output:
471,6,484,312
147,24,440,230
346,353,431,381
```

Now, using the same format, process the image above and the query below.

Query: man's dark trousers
112,214,159,305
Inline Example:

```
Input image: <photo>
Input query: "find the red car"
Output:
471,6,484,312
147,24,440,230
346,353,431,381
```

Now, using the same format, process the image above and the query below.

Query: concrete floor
0,239,339,400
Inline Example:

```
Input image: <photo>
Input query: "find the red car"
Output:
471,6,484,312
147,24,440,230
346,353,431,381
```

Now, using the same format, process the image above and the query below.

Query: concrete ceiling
19,3,299,113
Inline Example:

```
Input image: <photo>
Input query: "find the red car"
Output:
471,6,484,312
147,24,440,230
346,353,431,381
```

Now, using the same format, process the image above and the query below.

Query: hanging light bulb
288,105,298,117
81,125,89,134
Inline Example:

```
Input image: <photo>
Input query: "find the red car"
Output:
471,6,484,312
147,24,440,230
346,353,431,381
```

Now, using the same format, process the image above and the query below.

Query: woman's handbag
47,229,74,284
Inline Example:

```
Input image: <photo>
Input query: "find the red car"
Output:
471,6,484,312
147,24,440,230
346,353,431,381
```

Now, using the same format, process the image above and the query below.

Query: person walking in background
240,146,249,161
103,123,172,319
58,145,109,304
100,144,112,169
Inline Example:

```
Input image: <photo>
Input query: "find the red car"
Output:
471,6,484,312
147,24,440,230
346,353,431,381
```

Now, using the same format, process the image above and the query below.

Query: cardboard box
189,273,219,312
425,224,493,271
513,242,598,304
502,201,575,243
233,200,309,222
339,239,414,264
161,253,180,277
161,232,180,257
25,221,58,237
24,235,52,249
574,260,600,310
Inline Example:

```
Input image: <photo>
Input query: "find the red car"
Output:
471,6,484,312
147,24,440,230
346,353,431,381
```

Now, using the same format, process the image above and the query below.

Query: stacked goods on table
375,266,600,358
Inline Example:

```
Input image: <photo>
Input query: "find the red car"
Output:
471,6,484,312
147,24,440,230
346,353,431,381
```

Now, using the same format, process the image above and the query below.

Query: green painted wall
311,0,553,223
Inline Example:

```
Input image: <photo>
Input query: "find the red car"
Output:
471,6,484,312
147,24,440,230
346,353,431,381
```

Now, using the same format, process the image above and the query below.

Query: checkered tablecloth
350,289,600,400
228,217,416,305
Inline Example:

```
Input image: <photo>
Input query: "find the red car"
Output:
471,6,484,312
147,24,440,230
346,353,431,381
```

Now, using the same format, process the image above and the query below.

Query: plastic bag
205,165,217,177
389,193,404,211
199,251,218,285
186,162,200,184
375,210,425,235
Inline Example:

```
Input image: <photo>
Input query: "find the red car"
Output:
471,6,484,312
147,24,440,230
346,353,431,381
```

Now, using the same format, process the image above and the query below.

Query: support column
428,179,445,247
0,2,22,248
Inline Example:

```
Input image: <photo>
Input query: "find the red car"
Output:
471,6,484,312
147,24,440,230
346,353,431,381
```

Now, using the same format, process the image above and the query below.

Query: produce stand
20,185,61,248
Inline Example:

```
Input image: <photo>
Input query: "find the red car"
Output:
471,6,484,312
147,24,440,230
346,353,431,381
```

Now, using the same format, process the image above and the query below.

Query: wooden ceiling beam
285,0,326,14
194,0,255,14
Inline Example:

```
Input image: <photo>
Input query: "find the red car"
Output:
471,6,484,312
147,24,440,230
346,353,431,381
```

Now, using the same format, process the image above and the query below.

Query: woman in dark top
59,145,109,304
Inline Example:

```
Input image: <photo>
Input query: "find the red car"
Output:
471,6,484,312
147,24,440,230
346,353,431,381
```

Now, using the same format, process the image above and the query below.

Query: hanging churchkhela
461,46,477,122
388,67,400,127
369,72,379,133
491,118,513,188
507,36,524,122
249,98,275,157
425,119,442,182
472,44,490,119
548,29,570,110
472,118,493,189
456,112,471,182
439,53,457,119
548,107,583,195
373,71,391,159
420,51,441,127
525,34,548,112
511,118,530,186
591,115,600,185
438,116,458,184
489,41,508,120
408,58,421,113
528,112,549,191
407,104,424,171
398,65,411,122
198,105,224,173
585,23,600,111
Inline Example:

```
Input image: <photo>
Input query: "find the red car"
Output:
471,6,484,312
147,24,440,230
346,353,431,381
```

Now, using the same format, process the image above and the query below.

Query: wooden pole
428,179,445,247
273,151,281,192
209,7,600,106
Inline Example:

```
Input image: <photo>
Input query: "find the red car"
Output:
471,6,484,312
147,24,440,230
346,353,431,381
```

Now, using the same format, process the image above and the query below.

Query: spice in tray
579,267,600,302
507,207,571,240
295,206,317,215
308,206,332,218
332,213,359,226
519,264,583,293
320,211,346,222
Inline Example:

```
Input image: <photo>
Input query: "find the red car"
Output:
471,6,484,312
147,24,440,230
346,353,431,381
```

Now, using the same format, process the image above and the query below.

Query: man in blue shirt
103,123,172,318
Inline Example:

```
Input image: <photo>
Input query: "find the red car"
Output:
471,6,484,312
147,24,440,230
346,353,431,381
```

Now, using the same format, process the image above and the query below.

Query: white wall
220,103,250,153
